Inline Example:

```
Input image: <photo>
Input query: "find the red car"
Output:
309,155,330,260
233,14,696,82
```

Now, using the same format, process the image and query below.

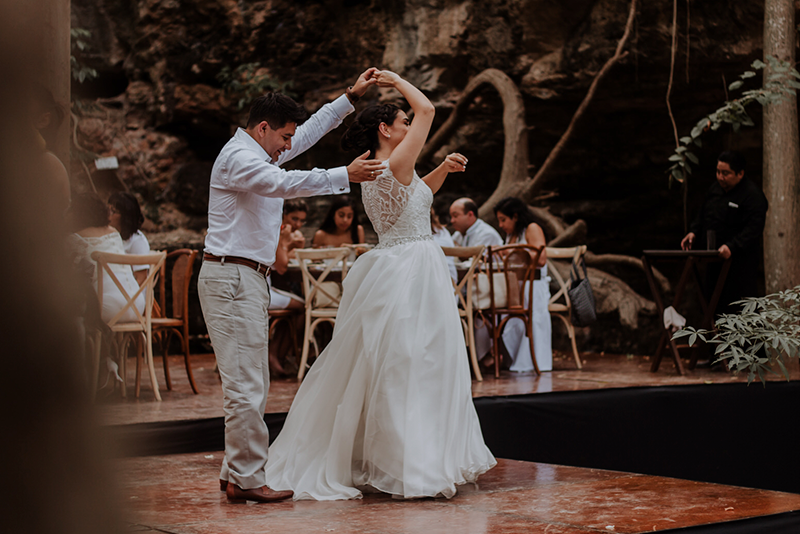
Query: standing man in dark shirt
680,151,769,315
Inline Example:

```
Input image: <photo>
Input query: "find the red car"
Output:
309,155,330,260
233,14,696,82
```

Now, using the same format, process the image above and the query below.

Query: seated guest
313,195,365,247
282,199,309,257
68,193,145,325
494,197,552,372
449,197,503,362
108,191,150,285
449,197,503,248
430,207,457,282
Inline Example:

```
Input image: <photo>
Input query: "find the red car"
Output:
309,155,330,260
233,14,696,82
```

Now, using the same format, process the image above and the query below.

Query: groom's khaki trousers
198,260,271,490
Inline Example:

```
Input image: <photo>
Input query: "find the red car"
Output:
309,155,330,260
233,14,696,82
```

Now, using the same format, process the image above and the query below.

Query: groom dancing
199,68,384,503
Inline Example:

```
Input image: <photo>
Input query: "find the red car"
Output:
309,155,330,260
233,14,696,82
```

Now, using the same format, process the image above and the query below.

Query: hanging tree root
420,0,661,327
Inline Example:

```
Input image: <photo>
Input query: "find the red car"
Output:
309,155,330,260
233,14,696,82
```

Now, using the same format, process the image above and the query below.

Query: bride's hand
443,153,468,173
374,70,402,88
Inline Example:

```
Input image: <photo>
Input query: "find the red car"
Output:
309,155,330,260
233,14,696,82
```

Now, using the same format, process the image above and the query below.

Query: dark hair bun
341,103,401,155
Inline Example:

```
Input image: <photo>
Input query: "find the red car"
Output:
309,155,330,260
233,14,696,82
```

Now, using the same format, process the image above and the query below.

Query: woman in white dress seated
68,193,145,324
264,70,495,500
494,197,552,372
108,192,150,285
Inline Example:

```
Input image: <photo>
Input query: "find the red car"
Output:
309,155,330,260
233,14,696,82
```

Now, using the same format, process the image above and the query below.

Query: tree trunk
763,0,800,293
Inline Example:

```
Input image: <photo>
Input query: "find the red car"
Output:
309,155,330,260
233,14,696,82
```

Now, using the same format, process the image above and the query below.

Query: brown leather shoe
226,483,293,503
220,479,228,491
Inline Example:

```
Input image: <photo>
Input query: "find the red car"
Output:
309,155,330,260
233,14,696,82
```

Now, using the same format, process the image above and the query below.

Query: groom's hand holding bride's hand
373,70,401,88
347,151,385,183
350,67,381,99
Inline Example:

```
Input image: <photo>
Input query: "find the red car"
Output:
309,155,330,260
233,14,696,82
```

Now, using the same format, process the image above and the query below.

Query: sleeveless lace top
362,161,433,249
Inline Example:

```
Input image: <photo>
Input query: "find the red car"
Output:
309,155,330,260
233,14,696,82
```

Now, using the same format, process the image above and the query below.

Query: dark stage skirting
107,381,800,532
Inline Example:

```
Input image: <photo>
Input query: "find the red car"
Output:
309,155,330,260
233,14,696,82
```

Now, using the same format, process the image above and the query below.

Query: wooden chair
295,247,350,380
546,245,588,370
485,244,544,378
152,249,199,394
441,245,486,381
91,251,166,400
268,307,302,371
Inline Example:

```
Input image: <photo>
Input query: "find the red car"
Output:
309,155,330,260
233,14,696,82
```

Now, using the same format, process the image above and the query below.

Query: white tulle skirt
264,239,496,500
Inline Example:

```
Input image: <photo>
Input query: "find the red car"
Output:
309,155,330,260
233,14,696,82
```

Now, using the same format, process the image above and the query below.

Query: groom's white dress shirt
452,218,503,248
204,95,353,265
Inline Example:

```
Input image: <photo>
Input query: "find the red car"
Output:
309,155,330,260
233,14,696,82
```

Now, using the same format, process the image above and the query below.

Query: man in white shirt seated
449,197,503,248
448,198,503,367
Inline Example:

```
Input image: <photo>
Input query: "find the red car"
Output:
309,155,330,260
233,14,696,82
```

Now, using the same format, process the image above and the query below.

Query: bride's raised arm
373,71,435,185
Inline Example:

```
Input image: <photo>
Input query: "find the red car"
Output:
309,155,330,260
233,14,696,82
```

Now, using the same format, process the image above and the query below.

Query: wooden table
641,250,731,375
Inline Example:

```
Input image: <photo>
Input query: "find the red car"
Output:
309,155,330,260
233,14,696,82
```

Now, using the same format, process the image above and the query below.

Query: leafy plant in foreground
673,285,800,385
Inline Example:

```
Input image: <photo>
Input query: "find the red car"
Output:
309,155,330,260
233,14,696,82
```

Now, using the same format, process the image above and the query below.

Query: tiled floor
120,454,800,533
97,351,797,426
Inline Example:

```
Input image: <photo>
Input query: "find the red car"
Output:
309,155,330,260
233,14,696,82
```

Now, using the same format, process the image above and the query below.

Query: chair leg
118,335,127,398
134,334,143,398
145,327,162,401
182,325,198,394
161,331,173,391
491,319,501,379
554,313,582,370
526,314,540,376
91,331,102,399
297,315,313,381
466,316,482,381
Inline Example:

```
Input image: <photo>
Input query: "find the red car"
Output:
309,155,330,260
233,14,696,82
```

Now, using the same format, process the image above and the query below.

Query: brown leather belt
203,253,270,277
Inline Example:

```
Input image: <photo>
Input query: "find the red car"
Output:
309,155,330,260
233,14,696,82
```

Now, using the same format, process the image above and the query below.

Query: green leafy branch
672,284,800,385
70,28,99,83
667,56,800,185
216,63,295,110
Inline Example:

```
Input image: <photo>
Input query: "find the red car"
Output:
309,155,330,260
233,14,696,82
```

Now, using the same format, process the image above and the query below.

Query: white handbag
472,272,510,310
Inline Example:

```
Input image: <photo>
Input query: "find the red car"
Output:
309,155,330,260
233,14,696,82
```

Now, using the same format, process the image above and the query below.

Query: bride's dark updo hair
341,103,401,156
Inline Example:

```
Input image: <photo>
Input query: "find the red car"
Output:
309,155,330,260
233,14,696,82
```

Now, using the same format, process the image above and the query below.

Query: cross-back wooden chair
546,245,587,369
295,247,350,380
485,244,544,378
91,251,166,400
152,248,199,394
441,245,486,381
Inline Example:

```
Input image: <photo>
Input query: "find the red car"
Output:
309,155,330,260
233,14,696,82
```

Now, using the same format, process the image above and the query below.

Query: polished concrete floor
108,351,800,533
97,350,798,426
120,454,800,533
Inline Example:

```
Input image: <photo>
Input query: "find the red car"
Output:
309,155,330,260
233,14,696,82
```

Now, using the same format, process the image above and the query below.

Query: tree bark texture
419,68,529,220
763,0,800,293
42,0,71,167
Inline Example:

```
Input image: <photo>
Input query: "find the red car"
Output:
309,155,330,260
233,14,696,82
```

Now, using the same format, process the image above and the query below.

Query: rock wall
70,0,774,352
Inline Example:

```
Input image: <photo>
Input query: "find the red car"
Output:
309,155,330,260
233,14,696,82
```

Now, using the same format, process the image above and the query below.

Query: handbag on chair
472,271,510,310
568,257,597,326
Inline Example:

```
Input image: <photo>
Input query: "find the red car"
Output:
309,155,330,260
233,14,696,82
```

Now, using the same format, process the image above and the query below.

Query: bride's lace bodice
362,162,433,249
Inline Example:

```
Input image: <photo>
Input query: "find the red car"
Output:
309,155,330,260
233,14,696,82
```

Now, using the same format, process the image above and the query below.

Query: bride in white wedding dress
264,70,496,500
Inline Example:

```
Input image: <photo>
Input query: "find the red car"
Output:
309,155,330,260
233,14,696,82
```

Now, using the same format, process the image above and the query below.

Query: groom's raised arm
275,68,379,166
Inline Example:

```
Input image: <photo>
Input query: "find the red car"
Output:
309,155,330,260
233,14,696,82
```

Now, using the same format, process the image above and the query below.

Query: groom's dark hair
247,93,308,130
